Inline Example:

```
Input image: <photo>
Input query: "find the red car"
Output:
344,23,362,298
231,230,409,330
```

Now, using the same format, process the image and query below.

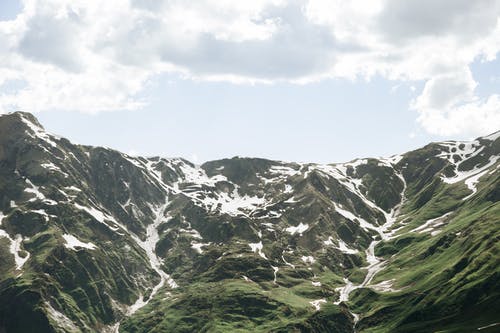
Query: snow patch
62,234,97,251
45,302,79,332
462,168,491,200
336,239,358,254
282,252,295,269
249,241,267,259
284,196,298,203
40,162,68,177
74,203,119,230
20,114,59,148
412,212,452,235
477,322,500,331
64,186,82,192
301,256,315,264
191,242,210,254
442,155,499,187
271,266,279,284
333,203,379,234
242,275,253,282
309,299,326,311
285,222,309,236
24,179,56,205
269,165,301,177
323,236,334,246
335,278,356,304
370,279,400,292
386,154,404,165
31,209,50,222
127,202,178,316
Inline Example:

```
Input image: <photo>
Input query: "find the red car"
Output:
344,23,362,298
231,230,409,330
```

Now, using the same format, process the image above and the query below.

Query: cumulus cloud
0,0,499,136
412,69,500,136
378,0,500,43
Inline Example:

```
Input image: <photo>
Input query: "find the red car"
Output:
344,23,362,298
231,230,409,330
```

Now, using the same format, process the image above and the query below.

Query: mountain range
0,111,498,333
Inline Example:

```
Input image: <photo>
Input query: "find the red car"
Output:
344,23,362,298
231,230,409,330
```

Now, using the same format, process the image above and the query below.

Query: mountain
0,111,498,333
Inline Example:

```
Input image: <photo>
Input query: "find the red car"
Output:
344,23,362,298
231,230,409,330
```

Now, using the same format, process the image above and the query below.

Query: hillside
0,111,498,333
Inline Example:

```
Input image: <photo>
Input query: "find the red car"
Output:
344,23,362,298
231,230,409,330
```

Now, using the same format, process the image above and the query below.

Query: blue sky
1,0,499,164
0,0,21,20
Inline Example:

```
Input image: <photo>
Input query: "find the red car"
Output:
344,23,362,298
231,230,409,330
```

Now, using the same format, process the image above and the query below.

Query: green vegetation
0,112,498,333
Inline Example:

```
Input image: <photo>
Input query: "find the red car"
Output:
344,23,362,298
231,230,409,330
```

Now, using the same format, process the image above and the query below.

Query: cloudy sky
1,0,499,163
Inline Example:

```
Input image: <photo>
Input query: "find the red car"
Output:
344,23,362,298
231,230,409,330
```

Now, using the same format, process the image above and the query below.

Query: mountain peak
0,111,44,129
0,112,499,333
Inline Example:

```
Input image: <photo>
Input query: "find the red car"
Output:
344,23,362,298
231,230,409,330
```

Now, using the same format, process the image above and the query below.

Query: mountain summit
0,112,498,333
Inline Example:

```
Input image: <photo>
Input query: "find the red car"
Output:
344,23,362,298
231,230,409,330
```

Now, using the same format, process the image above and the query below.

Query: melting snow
271,266,279,284
284,196,298,203
40,162,68,177
301,256,315,264
477,322,500,331
285,222,309,236
269,165,301,177
45,302,79,332
333,203,379,233
214,190,266,216
0,214,30,271
437,141,482,165
309,299,326,311
74,203,120,231
282,252,295,269
242,275,252,282
462,168,489,200
442,155,499,186
323,237,334,246
334,278,356,304
64,186,82,192
347,159,368,168
191,242,210,254
438,140,500,199
249,241,267,259
63,234,97,250
127,202,178,316
411,212,452,235
385,154,404,165
24,179,56,205
336,239,358,254
324,236,358,254
20,115,59,148
11,235,30,269
370,279,400,292
31,209,50,222
334,182,405,309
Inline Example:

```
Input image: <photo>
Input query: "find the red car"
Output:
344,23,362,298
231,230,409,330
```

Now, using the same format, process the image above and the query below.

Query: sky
0,0,499,164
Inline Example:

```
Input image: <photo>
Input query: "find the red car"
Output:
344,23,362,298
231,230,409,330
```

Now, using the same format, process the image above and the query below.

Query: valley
0,112,498,333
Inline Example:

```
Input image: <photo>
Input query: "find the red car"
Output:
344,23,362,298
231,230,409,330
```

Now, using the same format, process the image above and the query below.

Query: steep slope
0,112,498,333
0,112,177,332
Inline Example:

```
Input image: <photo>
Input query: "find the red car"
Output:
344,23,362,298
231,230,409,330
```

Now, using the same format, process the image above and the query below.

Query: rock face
0,111,498,333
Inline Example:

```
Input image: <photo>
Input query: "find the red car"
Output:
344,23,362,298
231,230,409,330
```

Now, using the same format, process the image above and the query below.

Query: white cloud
414,70,477,111
0,0,499,136
413,69,500,136
377,0,500,43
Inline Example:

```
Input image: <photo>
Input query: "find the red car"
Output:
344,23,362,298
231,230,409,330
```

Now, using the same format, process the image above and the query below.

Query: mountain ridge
0,111,498,333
